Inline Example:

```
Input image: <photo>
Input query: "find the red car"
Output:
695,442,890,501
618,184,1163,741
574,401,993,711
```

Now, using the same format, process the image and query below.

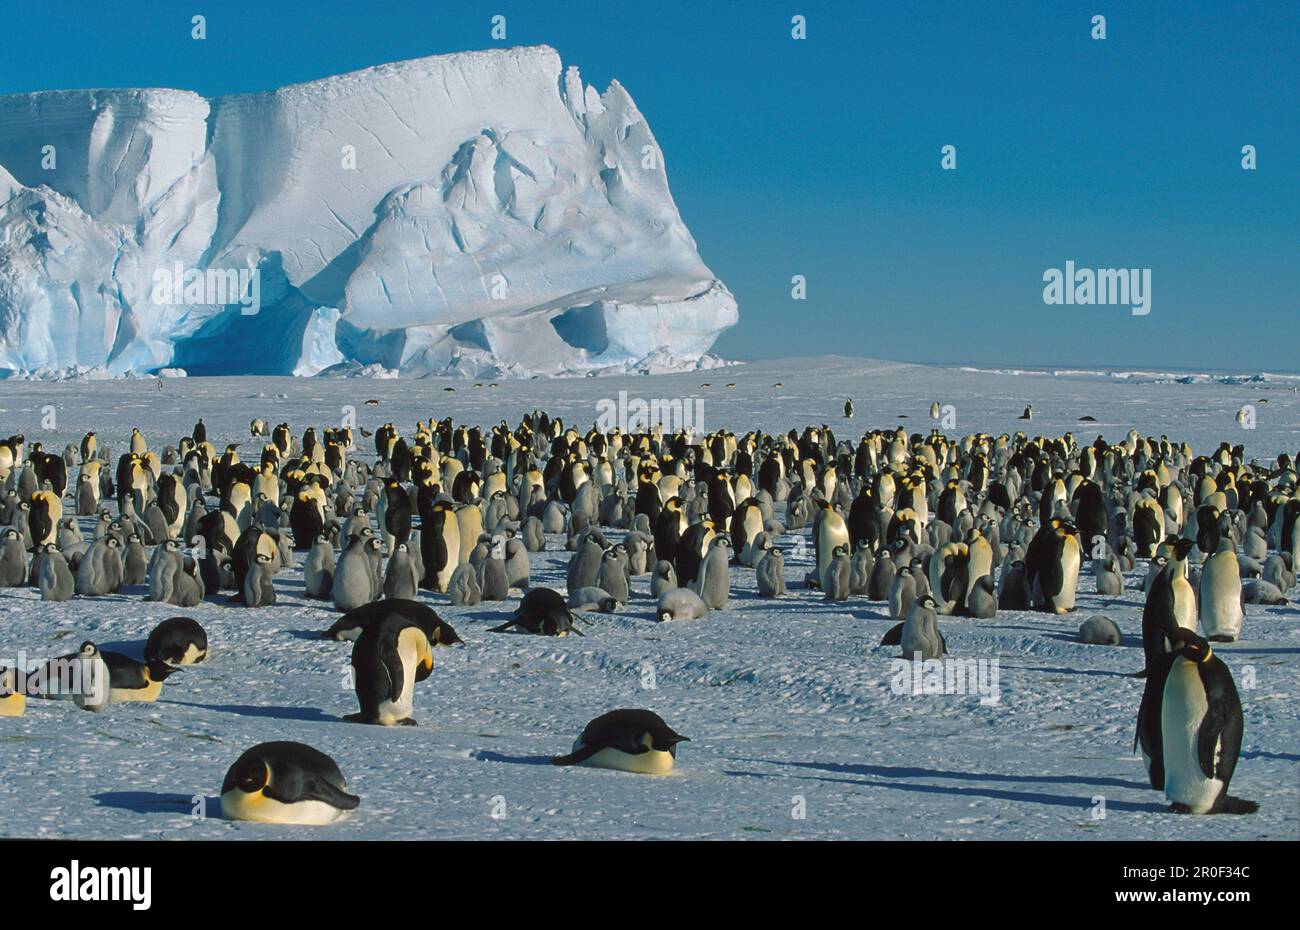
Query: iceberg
0,46,737,378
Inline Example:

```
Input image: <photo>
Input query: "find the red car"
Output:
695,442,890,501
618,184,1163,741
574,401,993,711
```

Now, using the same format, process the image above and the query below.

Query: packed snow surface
0,358,1296,840
0,46,737,379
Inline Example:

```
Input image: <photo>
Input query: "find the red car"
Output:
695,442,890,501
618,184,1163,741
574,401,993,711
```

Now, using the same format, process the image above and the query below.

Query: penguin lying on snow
101,651,178,703
0,667,24,717
490,588,581,636
221,741,360,824
552,709,689,774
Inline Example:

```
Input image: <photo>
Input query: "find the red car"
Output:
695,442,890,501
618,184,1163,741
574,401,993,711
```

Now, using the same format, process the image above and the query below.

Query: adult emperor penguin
1199,535,1244,642
1141,537,1198,672
144,617,208,667
1024,518,1081,614
810,501,850,590
420,500,460,592
551,709,689,774
101,652,178,703
346,612,435,725
490,587,581,636
1135,632,1257,814
221,741,361,824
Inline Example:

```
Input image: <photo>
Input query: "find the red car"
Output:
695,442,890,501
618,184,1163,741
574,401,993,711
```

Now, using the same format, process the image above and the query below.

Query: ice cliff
0,46,737,377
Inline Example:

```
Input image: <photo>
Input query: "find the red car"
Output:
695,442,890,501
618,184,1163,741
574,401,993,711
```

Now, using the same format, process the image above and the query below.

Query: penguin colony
2,404,1295,825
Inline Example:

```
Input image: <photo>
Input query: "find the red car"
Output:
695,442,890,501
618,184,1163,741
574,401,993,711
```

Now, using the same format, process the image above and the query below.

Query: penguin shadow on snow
999,663,1135,680
723,759,1164,813
160,698,336,723
471,749,555,766
93,791,226,818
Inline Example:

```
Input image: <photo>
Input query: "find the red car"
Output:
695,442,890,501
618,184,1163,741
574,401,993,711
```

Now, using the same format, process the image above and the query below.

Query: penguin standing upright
420,501,459,592
756,547,787,597
1024,519,1081,614
691,536,731,610
382,541,421,601
1141,537,1198,671
1199,536,1244,642
38,544,74,602
72,642,111,713
900,595,946,660
1135,632,1257,814
346,613,435,725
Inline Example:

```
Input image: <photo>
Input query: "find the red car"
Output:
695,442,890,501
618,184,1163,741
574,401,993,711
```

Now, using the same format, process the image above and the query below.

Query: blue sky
1,0,1296,370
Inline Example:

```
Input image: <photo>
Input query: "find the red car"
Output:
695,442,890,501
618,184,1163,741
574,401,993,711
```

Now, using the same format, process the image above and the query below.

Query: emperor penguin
221,741,360,824
1092,550,1125,596
657,586,709,622
334,536,381,612
566,537,606,594
490,587,580,636
345,613,435,725
552,709,689,774
122,533,149,586
900,595,946,660
888,565,918,620
144,617,208,667
810,501,850,590
1024,518,1081,614
650,560,677,599
0,667,25,716
1135,631,1257,814
420,500,460,592
382,542,421,601
303,534,336,600
75,536,124,596
849,541,874,596
731,497,766,566
72,642,111,713
146,538,185,603
1199,536,1244,642
38,544,74,602
823,544,851,602
866,548,896,600
323,599,462,646
478,540,510,601
596,547,630,606
690,536,731,610
966,575,998,619
756,546,787,597
447,562,483,606
0,528,24,587
1141,537,1198,672
101,652,177,703
243,553,277,607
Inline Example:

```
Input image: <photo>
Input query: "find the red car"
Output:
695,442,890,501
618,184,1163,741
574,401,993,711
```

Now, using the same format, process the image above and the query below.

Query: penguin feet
1217,796,1259,815
1168,803,1193,814
398,718,419,727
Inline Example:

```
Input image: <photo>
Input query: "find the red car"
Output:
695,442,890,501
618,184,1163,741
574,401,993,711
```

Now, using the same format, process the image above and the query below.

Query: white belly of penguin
580,747,676,775
376,633,421,724
221,790,347,825
1053,540,1081,613
1161,658,1223,813
1171,577,1197,630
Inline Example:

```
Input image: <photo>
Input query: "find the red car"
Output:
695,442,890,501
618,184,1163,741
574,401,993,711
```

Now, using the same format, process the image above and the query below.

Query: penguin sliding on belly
221,741,360,824
552,709,689,774
1135,630,1257,815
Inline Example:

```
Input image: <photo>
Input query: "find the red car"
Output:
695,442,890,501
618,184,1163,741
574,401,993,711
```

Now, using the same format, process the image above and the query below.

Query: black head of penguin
144,616,208,666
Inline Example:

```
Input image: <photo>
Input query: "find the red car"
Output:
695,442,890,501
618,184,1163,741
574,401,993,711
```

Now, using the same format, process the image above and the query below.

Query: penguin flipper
880,622,904,646
1216,796,1259,815
487,620,519,634
379,639,406,705
1198,660,1244,787
297,775,361,811
551,743,601,766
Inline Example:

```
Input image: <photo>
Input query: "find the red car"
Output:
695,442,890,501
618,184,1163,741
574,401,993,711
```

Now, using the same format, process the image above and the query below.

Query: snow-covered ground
0,356,1296,840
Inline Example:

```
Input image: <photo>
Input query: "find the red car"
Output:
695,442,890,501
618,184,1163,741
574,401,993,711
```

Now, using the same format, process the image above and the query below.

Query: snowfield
0,357,1296,840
